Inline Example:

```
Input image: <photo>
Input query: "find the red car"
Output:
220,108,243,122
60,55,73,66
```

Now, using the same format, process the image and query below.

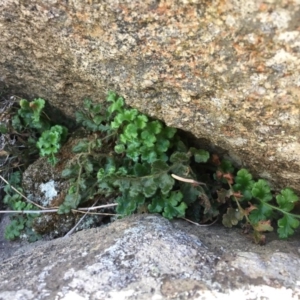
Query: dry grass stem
181,216,219,227
171,174,206,186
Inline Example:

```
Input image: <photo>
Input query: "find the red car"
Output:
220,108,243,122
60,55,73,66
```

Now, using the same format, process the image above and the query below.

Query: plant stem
228,182,252,224
256,199,300,219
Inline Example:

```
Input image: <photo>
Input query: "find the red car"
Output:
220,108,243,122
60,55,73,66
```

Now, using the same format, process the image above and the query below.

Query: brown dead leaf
244,202,257,216
216,188,232,203
223,173,234,184
253,220,273,232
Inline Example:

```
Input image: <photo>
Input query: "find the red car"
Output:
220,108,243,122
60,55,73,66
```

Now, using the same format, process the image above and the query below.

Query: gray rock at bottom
0,214,299,299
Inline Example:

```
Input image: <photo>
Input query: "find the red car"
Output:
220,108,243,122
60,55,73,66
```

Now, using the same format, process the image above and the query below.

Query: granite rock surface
1,214,300,299
0,0,299,191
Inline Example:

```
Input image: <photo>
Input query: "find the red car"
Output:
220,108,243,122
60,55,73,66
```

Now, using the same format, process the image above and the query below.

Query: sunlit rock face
1,0,300,192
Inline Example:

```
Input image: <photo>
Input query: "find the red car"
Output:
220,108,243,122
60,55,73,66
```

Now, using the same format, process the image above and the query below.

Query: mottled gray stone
0,214,299,299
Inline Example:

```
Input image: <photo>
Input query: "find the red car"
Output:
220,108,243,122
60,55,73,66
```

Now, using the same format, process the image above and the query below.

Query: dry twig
171,174,206,186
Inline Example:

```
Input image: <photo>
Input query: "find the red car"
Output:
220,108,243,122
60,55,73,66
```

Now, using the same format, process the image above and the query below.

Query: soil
172,219,300,257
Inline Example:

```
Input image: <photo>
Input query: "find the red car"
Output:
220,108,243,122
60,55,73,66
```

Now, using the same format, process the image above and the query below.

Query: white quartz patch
39,180,58,206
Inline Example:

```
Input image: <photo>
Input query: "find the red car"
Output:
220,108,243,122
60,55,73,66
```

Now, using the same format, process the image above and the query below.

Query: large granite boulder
0,0,299,192
1,214,300,299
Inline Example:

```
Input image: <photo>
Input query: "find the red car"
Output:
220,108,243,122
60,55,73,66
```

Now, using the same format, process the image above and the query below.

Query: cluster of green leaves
75,100,110,132
3,93,299,244
109,96,176,163
11,98,68,165
60,92,210,220
216,164,300,243
11,98,50,133
0,99,47,163
36,125,68,165
1,97,69,241
59,92,300,243
3,172,40,242
103,152,194,219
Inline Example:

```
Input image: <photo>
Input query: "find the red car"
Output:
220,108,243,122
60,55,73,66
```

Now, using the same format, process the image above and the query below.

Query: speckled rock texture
0,214,300,299
0,0,300,191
